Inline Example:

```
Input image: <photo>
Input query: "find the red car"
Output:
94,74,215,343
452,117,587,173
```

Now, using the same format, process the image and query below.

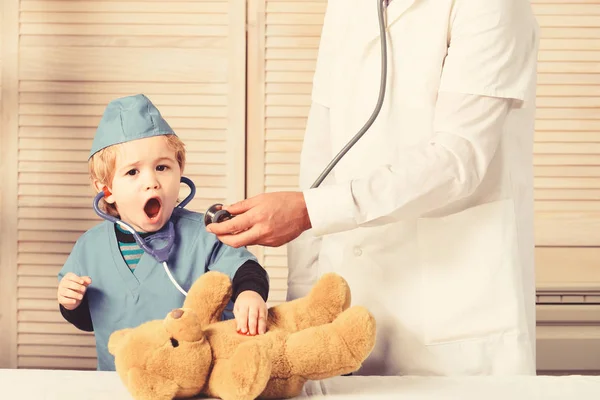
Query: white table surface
1,368,599,399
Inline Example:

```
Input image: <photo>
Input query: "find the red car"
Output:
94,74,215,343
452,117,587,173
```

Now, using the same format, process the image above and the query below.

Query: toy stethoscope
92,176,196,296
93,0,389,297
205,0,389,226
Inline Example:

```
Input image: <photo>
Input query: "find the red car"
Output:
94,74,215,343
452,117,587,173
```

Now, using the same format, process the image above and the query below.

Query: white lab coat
287,0,540,376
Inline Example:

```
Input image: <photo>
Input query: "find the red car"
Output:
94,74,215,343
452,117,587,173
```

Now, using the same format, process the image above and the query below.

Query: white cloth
2,369,600,400
287,0,540,376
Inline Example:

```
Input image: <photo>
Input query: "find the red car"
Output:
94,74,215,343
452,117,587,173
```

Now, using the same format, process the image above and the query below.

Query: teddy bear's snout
164,308,206,343
171,309,184,319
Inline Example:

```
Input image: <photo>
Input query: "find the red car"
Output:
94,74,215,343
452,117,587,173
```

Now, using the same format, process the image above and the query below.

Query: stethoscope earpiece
204,203,233,226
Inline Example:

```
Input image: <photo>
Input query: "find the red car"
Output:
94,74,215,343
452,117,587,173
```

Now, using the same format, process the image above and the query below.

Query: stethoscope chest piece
204,203,233,226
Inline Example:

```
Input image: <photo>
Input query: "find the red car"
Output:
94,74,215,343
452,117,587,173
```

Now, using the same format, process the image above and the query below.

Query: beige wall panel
536,305,600,374
532,6,600,373
0,0,247,370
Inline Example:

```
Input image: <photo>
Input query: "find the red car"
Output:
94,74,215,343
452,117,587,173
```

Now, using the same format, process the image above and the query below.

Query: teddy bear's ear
183,271,232,326
108,328,133,355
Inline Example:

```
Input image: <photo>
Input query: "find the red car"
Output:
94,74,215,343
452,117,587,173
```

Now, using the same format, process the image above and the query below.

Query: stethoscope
92,176,196,297
205,0,389,225
92,0,389,298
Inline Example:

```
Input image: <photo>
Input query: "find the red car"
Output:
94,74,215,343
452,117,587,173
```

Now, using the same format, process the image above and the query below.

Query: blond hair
89,134,186,218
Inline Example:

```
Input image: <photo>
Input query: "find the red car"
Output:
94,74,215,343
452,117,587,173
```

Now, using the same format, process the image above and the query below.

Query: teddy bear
107,271,377,400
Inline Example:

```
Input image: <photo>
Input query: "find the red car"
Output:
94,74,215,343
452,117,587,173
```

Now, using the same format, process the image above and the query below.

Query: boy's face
104,136,182,233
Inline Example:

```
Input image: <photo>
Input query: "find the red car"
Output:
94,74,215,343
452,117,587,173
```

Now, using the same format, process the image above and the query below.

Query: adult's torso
305,0,538,376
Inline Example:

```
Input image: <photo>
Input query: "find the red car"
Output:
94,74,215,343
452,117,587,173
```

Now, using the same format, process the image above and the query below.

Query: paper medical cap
89,94,175,160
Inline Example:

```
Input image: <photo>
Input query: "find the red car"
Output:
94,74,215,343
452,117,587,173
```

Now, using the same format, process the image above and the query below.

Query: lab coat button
353,246,362,256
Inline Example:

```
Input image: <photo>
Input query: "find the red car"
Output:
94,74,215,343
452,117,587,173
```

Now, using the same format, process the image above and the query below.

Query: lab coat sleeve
302,0,538,236
286,102,334,300
438,0,539,104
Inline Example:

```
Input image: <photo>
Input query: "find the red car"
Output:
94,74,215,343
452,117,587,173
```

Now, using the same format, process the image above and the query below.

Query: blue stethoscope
92,176,196,296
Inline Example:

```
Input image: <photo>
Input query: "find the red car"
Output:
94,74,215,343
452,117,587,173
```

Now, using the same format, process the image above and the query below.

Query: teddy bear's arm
183,271,232,326
282,306,376,381
268,273,351,332
203,341,271,400
126,367,180,400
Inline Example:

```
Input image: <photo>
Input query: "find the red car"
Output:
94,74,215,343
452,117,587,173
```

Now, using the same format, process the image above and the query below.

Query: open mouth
144,197,162,220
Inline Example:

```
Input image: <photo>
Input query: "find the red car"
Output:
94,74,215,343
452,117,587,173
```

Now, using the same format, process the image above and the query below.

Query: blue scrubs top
58,207,258,371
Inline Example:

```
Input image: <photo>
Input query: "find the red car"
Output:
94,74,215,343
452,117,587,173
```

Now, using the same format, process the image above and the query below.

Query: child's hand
233,290,268,336
58,273,92,310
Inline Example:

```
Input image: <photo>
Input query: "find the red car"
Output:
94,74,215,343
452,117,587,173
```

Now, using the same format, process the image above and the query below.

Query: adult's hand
205,191,311,248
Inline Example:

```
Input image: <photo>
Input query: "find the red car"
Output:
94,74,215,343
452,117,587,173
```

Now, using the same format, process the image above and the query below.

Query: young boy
56,94,269,371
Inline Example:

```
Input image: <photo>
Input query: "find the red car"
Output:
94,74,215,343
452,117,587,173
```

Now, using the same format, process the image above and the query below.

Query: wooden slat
18,104,228,119
18,321,90,335
18,287,60,300
20,12,229,26
21,2,229,13
535,200,600,212
19,81,229,95
535,213,600,246
18,356,98,370
19,93,228,106
18,333,95,347
20,47,228,82
19,266,61,278
18,298,65,312
21,24,228,37
536,247,600,291
18,345,97,359
21,35,228,49
19,115,229,129
19,311,66,323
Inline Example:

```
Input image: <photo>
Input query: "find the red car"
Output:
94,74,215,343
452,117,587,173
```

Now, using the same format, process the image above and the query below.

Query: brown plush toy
107,271,376,400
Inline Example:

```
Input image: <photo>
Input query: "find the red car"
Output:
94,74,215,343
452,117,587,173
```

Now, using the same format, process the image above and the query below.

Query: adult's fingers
206,211,254,236
223,196,260,215
215,225,263,248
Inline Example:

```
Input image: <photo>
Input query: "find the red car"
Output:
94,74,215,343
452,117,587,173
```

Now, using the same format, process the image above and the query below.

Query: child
56,94,269,371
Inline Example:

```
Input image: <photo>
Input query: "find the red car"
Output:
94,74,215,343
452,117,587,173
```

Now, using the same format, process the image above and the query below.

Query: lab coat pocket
417,199,523,345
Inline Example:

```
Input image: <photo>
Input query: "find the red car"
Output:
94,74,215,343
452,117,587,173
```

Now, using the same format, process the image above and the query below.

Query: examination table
1,368,599,399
